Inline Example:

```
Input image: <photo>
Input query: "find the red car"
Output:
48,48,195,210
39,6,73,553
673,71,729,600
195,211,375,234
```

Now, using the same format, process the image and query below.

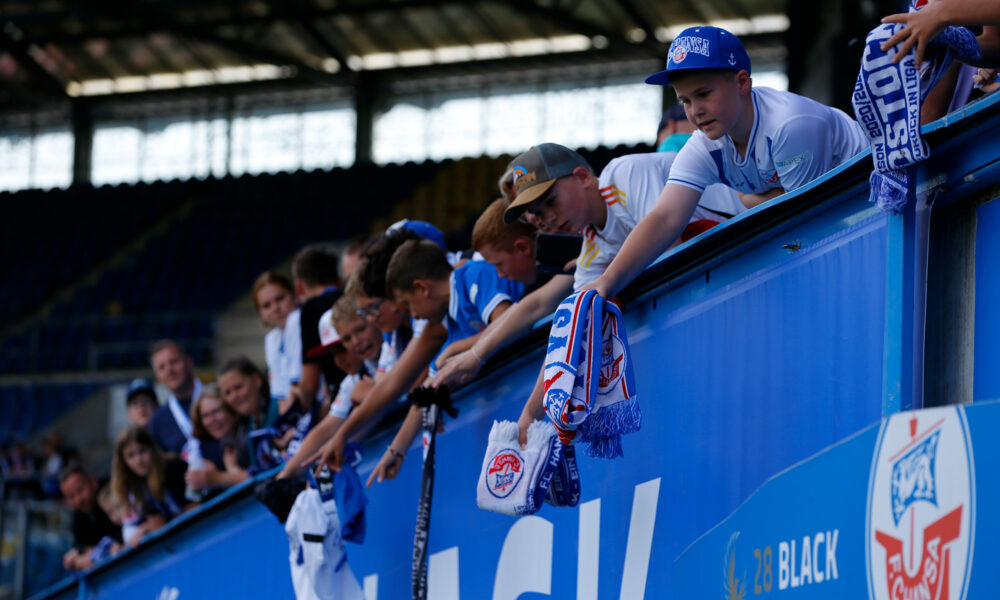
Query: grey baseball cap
503,143,591,224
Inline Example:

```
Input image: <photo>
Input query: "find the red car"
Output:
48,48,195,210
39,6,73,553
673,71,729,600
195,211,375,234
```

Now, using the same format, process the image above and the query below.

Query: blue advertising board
675,402,1000,599
38,192,889,600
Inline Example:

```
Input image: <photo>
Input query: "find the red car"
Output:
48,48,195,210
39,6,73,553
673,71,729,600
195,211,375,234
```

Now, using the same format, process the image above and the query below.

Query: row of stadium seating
0,383,101,444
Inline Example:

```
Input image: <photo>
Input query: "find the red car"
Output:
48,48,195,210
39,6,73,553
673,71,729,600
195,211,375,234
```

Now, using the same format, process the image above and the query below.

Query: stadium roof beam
293,18,357,75
192,31,347,86
21,0,458,44
505,0,664,58
0,21,69,98
468,4,509,45
615,0,659,43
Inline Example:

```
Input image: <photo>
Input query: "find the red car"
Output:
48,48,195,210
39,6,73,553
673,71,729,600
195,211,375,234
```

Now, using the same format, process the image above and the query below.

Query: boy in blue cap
587,26,868,301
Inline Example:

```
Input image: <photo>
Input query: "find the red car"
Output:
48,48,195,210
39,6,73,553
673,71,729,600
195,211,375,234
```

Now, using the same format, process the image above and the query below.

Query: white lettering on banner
362,478,662,598
492,516,553,600
157,587,179,600
813,532,824,583
363,574,378,600
619,478,661,600
777,530,839,590
578,499,601,600
429,547,460,600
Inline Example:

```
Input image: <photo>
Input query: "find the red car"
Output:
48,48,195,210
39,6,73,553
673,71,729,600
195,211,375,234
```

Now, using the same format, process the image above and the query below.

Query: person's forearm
298,363,321,410
599,209,688,298
207,468,248,488
738,187,785,209
440,333,479,362
524,367,546,421
337,324,447,440
278,413,344,477
475,275,573,359
937,0,1000,27
388,405,425,455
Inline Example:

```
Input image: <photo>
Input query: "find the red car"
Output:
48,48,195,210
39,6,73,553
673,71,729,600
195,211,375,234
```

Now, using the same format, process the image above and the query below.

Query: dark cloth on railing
71,504,122,552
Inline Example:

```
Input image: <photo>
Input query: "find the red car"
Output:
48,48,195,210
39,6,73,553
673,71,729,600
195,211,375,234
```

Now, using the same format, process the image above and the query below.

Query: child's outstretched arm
366,404,423,486
432,274,574,388
318,321,448,471
517,365,547,447
585,182,702,300
277,412,346,478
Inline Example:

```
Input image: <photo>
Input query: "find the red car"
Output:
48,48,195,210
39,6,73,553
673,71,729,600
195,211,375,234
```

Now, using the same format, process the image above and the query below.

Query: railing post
882,166,930,415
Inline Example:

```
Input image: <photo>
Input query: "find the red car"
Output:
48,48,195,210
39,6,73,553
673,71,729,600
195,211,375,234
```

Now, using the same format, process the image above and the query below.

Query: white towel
285,485,365,600
477,420,561,516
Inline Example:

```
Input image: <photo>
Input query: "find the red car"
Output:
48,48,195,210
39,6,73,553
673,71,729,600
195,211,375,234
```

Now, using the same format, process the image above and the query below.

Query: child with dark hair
309,229,450,474
361,239,522,484
110,427,192,547
292,244,344,411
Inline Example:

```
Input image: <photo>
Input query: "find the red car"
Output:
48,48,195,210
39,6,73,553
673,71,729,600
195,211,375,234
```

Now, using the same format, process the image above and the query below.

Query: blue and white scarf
852,2,981,213
542,290,640,458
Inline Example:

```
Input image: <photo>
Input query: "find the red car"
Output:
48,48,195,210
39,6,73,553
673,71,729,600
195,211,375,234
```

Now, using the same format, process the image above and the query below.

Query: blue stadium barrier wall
33,91,1000,600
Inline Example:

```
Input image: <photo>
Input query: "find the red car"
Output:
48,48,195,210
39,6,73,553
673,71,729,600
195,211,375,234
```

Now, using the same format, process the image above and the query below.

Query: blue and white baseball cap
387,219,446,250
645,26,751,85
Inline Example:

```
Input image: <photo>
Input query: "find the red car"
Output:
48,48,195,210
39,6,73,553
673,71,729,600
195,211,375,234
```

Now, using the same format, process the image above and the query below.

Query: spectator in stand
219,356,298,471
219,356,278,432
340,236,368,281
252,271,300,414
584,25,867,300
433,199,546,388
277,295,382,479
184,385,249,494
656,104,696,152
125,378,158,429
293,244,344,413
60,465,122,571
40,433,67,497
362,238,522,484
310,231,449,473
111,427,191,547
147,340,204,455
8,441,35,475
498,162,556,234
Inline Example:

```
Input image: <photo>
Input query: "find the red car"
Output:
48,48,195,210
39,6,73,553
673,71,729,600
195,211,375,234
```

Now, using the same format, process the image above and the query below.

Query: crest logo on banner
867,407,974,600
486,449,524,498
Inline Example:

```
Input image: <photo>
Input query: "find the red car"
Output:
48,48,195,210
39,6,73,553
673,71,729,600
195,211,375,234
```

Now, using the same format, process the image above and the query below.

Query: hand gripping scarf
852,1,981,214
477,420,566,515
543,290,640,458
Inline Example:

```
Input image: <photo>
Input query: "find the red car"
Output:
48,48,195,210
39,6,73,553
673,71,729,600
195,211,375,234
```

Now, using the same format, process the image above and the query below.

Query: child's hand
316,433,346,475
272,427,297,450
185,463,218,490
579,276,611,300
881,2,949,66
432,350,482,388
366,446,405,486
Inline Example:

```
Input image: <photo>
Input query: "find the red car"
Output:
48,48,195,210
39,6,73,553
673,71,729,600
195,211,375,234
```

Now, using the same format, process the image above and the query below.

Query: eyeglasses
356,298,385,319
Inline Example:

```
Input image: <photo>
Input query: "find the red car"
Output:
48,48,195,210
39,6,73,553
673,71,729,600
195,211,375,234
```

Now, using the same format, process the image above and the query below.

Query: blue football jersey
446,260,523,346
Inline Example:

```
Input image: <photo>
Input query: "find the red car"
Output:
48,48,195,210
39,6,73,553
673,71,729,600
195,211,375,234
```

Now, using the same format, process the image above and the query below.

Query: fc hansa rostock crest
867,406,975,600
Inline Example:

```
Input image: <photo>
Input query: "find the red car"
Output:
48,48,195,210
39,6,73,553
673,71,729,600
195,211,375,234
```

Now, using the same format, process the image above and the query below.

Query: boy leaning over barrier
489,141,743,443
363,238,524,484
586,26,869,302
